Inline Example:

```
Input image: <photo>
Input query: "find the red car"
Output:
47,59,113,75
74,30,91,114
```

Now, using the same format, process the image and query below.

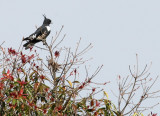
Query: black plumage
23,15,51,50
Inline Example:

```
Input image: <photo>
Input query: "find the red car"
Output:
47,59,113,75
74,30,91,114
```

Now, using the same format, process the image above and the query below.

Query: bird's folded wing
35,26,50,38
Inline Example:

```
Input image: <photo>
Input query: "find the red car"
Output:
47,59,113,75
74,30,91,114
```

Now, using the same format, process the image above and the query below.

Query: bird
23,15,52,50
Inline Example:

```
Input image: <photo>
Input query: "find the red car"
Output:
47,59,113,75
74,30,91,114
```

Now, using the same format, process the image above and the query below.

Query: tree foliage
0,26,159,116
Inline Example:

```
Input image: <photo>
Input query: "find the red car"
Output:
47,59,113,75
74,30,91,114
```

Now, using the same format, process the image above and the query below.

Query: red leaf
74,69,77,74
40,75,45,80
7,70,10,75
90,99,94,106
0,82,4,90
10,84,14,89
19,88,24,95
92,88,96,92
21,54,26,64
79,85,84,89
54,51,60,57
17,81,27,86
8,48,18,56
152,113,157,116
28,54,34,60
96,100,100,107
57,105,62,111
3,70,14,81
43,109,47,114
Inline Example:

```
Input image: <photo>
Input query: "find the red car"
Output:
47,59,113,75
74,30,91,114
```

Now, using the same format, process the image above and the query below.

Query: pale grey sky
1,0,160,114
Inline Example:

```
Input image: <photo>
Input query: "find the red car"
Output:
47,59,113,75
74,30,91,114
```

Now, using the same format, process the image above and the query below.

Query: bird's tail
23,37,29,41
23,42,34,50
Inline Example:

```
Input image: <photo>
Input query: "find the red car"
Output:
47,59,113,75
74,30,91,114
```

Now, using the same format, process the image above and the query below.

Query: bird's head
43,14,52,25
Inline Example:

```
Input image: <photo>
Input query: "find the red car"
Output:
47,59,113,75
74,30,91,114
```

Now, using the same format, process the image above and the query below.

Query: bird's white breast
46,26,51,31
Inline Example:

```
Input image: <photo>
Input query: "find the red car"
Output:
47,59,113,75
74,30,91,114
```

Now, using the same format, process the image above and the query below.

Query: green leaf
6,98,12,103
17,100,20,106
26,88,32,97
12,99,16,105
29,71,36,79
2,68,6,74
72,81,80,83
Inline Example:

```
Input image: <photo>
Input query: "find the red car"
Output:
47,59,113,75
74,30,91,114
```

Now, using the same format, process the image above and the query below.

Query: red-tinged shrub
0,40,112,116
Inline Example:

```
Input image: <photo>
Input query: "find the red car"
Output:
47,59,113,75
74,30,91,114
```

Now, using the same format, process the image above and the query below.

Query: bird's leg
42,40,47,45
